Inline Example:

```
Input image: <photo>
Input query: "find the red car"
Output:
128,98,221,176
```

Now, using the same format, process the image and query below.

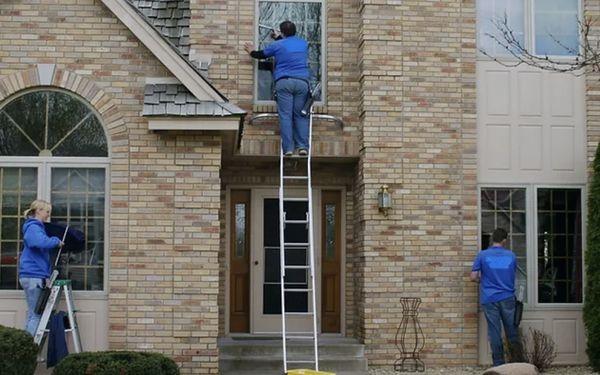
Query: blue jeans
20,277,43,336
482,297,521,366
275,78,310,153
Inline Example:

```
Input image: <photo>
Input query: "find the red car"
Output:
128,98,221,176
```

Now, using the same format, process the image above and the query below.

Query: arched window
0,89,109,291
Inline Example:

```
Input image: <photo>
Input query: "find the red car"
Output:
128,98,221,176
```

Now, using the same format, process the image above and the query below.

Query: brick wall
353,0,478,366
0,1,223,373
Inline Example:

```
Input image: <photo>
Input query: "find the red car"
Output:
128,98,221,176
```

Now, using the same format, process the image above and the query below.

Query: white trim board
100,0,223,102
148,117,240,131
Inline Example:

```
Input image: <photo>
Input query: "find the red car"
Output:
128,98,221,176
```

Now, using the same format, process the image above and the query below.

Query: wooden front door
321,190,342,333
229,190,251,332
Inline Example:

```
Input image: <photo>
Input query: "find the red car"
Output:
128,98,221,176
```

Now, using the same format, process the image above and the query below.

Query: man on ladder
244,21,328,374
244,20,311,157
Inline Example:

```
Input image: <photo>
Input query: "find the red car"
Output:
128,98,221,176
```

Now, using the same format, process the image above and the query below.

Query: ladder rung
283,198,309,202
287,360,316,363
284,265,310,269
284,219,309,224
286,336,314,340
284,242,309,247
283,175,308,180
285,311,313,316
284,288,312,292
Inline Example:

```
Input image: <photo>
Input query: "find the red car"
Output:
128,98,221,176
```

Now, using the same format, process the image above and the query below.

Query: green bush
52,351,180,375
0,324,38,375
585,144,600,371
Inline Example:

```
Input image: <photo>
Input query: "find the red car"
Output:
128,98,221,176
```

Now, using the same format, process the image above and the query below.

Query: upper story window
255,0,324,103
477,0,580,58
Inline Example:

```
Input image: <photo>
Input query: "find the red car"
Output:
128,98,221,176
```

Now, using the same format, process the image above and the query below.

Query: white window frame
253,0,327,106
0,158,110,299
477,183,585,310
476,0,582,61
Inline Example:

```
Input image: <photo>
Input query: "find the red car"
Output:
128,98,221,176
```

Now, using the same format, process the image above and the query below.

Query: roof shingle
131,0,191,56
143,84,246,116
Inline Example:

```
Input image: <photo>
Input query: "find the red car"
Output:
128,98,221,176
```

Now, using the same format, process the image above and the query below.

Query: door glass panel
325,203,336,260
235,203,247,258
480,188,527,301
51,168,105,291
263,198,309,314
537,188,582,303
0,167,38,289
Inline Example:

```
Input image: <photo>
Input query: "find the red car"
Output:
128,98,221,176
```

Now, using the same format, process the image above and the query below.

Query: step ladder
279,84,320,373
34,279,82,354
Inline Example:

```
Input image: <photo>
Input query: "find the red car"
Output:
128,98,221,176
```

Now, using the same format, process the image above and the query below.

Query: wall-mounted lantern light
378,184,392,217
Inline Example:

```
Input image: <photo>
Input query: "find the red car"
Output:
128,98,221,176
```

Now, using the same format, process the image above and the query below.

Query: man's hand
470,271,480,283
243,42,254,54
270,30,282,40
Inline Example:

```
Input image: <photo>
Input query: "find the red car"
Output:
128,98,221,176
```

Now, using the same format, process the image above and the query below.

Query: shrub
52,351,179,375
584,144,600,371
0,324,38,375
506,328,556,372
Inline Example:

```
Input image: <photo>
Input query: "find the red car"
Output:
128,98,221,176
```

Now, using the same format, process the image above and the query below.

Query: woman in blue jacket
18,200,63,336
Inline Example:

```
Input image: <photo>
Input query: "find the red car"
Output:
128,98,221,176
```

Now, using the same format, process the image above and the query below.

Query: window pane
51,168,106,291
257,1,323,101
534,0,579,56
0,90,107,157
325,204,336,260
477,0,525,56
537,188,582,303
235,203,246,258
0,167,38,289
480,187,527,301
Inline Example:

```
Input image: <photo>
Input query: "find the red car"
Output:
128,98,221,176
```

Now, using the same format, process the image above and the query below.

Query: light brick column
355,0,478,366
586,0,600,169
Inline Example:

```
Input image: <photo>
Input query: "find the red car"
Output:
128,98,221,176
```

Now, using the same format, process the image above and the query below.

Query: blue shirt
18,218,61,279
471,246,516,304
262,36,309,81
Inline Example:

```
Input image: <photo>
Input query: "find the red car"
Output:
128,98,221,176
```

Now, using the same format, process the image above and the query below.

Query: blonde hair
23,199,52,219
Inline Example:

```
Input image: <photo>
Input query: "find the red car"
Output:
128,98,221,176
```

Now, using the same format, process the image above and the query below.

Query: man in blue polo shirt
471,228,521,366
244,21,310,157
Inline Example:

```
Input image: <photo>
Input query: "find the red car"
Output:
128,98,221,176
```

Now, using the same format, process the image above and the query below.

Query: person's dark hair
491,228,508,244
279,21,296,37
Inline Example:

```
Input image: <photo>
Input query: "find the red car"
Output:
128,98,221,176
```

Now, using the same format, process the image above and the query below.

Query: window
479,186,584,305
477,0,580,57
0,90,108,291
255,0,324,102
537,188,582,303
534,0,579,56
477,0,525,57
481,188,528,301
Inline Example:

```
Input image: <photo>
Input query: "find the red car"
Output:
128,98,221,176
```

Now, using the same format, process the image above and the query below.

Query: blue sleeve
472,252,482,272
24,225,61,250
262,41,280,58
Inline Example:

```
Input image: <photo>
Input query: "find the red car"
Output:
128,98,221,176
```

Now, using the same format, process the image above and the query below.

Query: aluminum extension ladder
279,84,320,373
34,279,83,354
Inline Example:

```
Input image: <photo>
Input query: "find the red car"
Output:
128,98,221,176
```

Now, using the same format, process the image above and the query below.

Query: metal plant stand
394,297,425,372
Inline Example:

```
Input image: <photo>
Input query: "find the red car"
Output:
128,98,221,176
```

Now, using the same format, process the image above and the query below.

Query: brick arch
0,64,126,148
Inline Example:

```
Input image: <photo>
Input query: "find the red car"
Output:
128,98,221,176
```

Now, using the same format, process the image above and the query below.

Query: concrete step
218,337,368,375
221,372,367,375
220,356,367,372
219,339,364,358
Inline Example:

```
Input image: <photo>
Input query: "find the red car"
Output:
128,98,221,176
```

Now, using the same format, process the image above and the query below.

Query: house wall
0,1,224,373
